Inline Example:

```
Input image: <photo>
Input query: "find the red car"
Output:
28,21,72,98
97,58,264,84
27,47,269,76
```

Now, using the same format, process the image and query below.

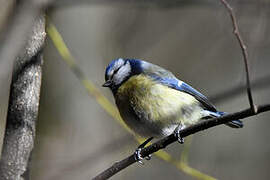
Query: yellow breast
116,74,201,128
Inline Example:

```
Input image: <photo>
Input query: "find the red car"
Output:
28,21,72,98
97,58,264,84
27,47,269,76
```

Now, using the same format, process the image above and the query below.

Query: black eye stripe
110,66,121,80
114,66,121,74
109,60,127,80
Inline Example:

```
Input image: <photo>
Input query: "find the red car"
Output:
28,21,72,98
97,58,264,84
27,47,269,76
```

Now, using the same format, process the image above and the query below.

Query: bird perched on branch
103,58,243,161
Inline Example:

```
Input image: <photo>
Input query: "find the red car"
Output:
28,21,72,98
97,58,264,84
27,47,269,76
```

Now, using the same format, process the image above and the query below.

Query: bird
103,58,243,161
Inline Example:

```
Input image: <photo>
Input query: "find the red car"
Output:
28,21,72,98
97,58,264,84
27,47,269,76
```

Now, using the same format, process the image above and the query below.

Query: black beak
102,80,112,87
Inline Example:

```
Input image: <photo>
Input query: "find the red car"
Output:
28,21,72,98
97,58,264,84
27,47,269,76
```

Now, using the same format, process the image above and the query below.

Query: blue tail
216,111,243,128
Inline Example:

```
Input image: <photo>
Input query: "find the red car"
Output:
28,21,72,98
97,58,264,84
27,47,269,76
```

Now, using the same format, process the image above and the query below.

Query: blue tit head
103,58,144,93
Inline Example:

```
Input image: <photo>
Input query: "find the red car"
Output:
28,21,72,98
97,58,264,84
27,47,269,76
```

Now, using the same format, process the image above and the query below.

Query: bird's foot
134,137,153,164
174,125,185,144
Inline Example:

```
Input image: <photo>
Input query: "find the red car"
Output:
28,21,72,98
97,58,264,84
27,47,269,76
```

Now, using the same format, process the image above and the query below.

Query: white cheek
113,63,131,85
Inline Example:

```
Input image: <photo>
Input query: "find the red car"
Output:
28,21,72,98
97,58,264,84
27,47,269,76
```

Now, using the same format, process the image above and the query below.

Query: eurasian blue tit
103,58,243,141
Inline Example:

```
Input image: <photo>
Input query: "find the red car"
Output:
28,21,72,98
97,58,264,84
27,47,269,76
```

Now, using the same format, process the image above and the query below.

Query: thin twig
220,0,257,113
92,104,270,180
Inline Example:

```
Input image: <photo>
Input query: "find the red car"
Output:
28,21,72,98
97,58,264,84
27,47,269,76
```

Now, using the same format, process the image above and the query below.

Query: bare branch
220,0,256,113
92,104,270,180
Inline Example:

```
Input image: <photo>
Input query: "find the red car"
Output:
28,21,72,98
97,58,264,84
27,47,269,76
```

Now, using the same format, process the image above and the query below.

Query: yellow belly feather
116,74,202,128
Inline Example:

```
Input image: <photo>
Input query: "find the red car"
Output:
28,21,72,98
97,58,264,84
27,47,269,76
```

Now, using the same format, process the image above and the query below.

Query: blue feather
215,111,243,128
202,110,243,128
105,58,144,81
105,59,119,81
149,75,217,111
128,59,144,74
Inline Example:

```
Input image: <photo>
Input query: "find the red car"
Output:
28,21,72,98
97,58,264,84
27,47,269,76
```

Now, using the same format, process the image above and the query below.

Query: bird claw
134,137,153,164
145,154,152,160
174,125,185,144
134,148,144,164
177,135,184,144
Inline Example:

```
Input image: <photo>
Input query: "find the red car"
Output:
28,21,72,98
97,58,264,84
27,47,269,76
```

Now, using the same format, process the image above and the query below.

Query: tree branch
92,104,270,180
220,0,256,113
0,15,45,180
0,1,53,129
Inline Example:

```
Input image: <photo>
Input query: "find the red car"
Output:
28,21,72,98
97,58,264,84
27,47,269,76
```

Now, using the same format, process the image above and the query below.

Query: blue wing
130,59,216,111
149,75,217,112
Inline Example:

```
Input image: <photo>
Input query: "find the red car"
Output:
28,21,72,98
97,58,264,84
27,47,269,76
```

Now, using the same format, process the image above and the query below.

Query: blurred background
2,0,270,179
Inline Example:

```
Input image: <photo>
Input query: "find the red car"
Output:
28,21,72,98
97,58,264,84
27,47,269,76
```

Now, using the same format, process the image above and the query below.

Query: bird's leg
174,124,186,144
134,137,153,164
